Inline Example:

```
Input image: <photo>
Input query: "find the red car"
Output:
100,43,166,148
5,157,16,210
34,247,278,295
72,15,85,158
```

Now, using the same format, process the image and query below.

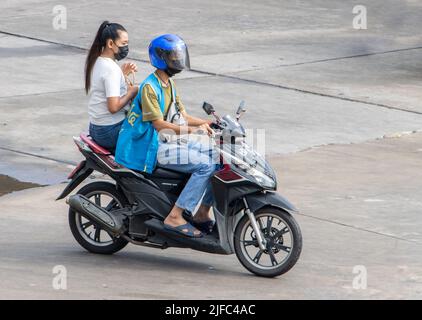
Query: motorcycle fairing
211,175,262,214
245,191,298,214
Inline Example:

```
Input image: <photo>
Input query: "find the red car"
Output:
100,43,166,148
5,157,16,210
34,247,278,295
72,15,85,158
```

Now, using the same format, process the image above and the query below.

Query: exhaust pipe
68,194,126,236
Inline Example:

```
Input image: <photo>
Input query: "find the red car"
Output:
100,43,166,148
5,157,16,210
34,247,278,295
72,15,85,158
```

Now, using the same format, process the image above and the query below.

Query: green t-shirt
141,74,185,122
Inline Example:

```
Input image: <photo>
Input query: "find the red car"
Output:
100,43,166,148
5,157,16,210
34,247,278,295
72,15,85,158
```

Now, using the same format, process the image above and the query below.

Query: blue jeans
157,139,219,214
89,120,124,153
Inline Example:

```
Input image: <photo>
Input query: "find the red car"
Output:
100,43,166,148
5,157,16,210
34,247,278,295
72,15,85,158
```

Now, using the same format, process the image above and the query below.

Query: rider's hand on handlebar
191,123,214,137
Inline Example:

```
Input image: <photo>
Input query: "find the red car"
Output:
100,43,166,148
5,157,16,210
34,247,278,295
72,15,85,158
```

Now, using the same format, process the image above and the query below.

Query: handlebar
210,122,223,130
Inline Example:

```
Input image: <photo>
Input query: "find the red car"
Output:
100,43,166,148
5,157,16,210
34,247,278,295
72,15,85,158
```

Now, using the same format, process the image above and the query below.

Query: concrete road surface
0,0,421,299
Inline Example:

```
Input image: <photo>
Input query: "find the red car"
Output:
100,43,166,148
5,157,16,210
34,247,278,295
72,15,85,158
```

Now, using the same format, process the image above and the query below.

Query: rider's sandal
192,220,215,234
182,211,215,234
164,222,203,238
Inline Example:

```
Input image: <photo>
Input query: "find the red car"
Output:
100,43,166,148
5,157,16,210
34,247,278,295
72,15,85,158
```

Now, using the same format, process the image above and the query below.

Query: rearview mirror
236,101,246,117
202,102,215,115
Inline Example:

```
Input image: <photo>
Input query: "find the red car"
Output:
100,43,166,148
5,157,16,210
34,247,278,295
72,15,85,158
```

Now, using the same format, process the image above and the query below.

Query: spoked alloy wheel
234,207,302,277
68,182,128,254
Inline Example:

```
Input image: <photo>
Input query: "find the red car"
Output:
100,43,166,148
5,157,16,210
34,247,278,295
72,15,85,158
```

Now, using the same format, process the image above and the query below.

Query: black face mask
114,45,129,61
165,67,182,77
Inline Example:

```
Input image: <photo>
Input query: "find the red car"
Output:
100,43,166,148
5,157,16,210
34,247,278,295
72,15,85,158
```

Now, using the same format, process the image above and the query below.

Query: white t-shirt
88,57,129,126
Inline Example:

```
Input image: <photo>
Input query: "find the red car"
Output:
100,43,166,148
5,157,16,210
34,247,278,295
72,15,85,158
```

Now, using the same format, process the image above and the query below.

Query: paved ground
0,0,421,299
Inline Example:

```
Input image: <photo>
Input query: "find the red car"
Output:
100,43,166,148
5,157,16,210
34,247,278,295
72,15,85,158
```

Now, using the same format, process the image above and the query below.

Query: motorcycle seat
80,133,111,156
79,133,189,180
143,166,190,180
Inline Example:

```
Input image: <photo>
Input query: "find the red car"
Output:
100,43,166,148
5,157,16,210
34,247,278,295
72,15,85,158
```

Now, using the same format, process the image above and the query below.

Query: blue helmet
148,34,190,72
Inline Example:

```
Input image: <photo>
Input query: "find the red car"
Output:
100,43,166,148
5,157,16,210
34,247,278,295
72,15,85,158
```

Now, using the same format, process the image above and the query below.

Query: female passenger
85,21,139,152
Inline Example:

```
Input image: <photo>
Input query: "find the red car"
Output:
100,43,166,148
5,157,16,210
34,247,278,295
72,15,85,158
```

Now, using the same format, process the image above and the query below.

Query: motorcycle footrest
144,218,226,254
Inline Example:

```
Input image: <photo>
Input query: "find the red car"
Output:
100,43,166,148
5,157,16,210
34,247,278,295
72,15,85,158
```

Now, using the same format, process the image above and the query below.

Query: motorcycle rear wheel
68,181,129,255
234,207,302,277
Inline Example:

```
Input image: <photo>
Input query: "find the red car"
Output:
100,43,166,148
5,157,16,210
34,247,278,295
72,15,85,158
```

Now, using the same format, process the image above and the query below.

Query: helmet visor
160,44,190,71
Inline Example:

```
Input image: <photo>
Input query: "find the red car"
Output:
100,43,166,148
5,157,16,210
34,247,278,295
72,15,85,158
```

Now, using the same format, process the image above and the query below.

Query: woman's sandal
163,222,203,238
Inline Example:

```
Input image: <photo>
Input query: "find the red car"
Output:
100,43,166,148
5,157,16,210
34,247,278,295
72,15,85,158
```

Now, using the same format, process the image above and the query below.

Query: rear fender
56,161,93,200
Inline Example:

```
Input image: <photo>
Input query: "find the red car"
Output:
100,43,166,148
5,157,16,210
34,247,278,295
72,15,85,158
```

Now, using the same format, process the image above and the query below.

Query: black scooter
57,102,302,277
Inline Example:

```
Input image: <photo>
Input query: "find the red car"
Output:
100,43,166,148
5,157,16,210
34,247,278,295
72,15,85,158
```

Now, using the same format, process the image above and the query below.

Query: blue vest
115,73,175,173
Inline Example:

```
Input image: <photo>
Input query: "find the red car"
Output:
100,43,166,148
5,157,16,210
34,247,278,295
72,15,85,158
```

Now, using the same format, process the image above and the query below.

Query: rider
115,34,218,238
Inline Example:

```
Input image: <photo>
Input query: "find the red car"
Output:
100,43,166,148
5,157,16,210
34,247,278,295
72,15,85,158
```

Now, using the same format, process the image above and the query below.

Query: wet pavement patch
0,174,41,196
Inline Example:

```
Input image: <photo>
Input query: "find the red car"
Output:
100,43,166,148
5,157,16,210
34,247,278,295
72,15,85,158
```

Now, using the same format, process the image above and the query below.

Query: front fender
245,191,298,214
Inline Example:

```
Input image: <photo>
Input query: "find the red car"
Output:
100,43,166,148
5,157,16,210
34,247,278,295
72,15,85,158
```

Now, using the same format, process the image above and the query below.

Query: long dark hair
85,21,127,94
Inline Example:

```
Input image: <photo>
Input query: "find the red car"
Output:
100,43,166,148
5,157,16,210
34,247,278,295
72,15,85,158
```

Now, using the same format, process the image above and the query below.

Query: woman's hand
121,62,138,76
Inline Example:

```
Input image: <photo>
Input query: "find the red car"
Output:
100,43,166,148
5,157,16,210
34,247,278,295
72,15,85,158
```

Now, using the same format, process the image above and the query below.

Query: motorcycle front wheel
234,207,302,277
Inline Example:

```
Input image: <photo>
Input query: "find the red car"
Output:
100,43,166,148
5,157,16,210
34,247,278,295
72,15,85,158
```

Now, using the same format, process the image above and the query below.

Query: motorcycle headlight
246,166,276,189
221,148,276,189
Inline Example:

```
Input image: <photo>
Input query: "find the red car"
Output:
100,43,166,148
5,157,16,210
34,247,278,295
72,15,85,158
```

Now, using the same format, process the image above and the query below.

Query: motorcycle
57,101,302,277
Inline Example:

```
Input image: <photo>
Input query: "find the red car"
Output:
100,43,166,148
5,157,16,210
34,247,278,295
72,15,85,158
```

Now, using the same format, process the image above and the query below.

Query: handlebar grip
210,122,221,130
